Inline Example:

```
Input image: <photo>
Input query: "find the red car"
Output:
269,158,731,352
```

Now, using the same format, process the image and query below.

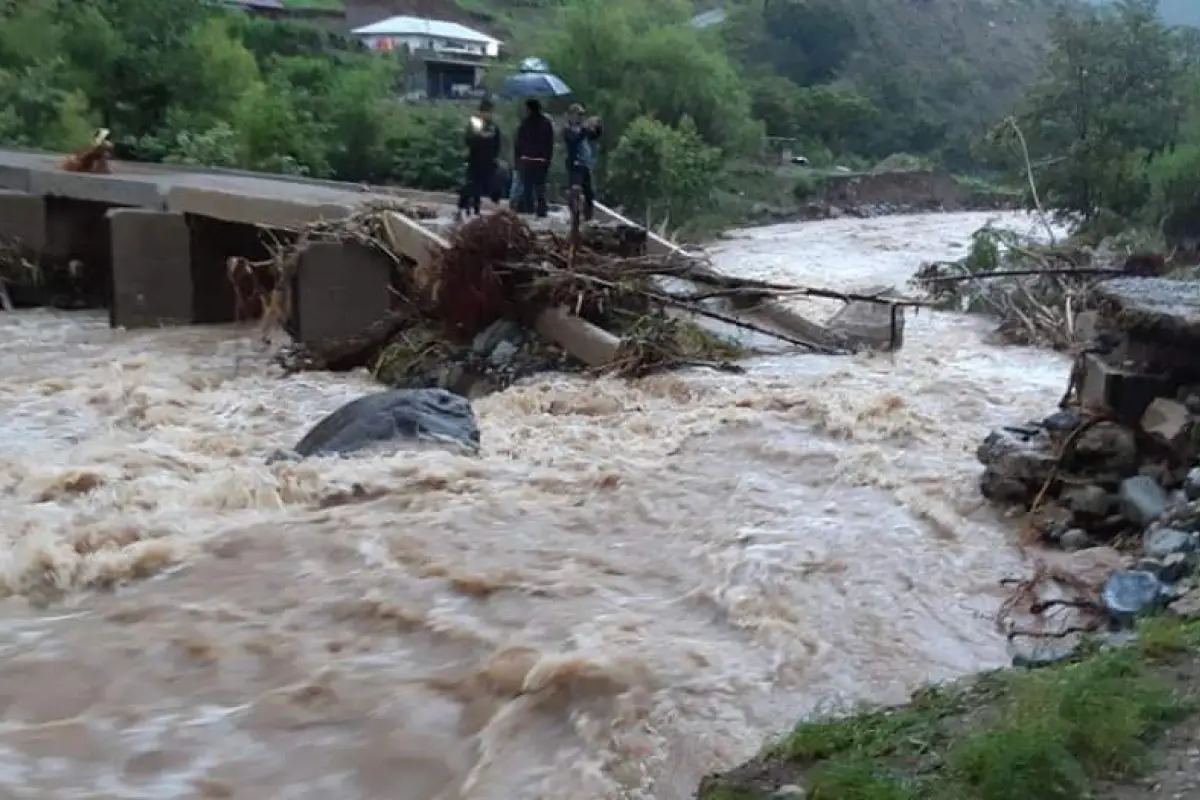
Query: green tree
1023,0,1186,219
760,0,858,84
607,115,721,224
540,0,759,159
792,84,880,154
63,0,210,142
747,75,802,138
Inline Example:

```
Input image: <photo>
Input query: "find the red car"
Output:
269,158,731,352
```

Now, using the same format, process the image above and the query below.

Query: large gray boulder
285,388,480,460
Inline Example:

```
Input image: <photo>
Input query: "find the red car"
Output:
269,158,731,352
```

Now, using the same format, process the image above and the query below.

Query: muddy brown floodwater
0,211,1067,799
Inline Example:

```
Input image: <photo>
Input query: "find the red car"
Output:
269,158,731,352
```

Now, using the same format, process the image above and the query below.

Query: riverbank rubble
257,208,922,398
974,275,1200,665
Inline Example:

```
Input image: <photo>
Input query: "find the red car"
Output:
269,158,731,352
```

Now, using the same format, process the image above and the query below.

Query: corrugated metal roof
351,15,502,46
223,0,285,10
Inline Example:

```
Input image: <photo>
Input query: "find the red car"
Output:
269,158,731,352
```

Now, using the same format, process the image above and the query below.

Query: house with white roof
351,15,503,99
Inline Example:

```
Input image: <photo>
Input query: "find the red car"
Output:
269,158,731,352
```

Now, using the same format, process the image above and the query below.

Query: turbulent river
0,211,1068,799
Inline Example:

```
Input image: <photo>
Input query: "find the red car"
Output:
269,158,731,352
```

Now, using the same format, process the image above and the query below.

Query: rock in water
291,388,480,459
1102,570,1168,620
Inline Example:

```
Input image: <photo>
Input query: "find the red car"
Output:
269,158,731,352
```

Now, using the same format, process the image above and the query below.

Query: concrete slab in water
1094,277,1200,342
825,284,906,351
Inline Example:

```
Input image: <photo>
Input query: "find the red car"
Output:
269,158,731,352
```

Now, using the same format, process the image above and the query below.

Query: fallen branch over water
245,209,912,394
921,267,1124,283
909,226,1161,350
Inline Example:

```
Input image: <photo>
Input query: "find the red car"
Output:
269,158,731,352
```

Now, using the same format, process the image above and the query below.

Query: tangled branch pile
0,235,34,310
0,233,101,310
252,208,767,393
910,226,1129,350
241,207,924,396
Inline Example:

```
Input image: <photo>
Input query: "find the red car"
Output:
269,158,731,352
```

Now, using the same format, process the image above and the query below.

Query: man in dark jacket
514,98,554,217
562,103,602,221
457,97,501,221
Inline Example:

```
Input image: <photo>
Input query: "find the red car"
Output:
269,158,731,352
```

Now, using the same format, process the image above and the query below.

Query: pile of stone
979,277,1200,624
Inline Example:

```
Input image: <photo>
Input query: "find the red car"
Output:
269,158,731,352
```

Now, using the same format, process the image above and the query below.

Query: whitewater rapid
0,211,1068,799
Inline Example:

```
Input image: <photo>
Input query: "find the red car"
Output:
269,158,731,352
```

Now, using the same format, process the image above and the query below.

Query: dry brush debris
909,225,1177,351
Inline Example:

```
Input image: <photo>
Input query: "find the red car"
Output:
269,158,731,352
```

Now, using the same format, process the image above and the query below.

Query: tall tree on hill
1023,0,1186,219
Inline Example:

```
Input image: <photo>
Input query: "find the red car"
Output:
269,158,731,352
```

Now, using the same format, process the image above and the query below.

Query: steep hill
836,0,1060,145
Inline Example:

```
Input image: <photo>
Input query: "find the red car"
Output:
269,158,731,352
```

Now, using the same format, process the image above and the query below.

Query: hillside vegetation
1,0,1197,239
355,0,1064,167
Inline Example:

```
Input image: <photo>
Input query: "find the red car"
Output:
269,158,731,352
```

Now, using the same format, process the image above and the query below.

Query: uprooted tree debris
910,225,1171,350
976,273,1200,666
243,205,927,397
0,233,109,311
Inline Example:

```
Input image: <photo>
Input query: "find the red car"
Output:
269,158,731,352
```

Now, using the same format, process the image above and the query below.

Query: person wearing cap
514,98,555,217
457,97,502,221
562,103,602,221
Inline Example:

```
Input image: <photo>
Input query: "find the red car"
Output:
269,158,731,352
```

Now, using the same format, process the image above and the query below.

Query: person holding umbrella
456,97,502,222
562,103,602,222
513,98,554,218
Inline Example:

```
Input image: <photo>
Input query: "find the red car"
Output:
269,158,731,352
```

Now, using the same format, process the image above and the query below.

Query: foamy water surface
0,211,1068,798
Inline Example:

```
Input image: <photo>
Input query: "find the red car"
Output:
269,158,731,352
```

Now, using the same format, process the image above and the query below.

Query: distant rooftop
690,8,726,29
351,15,502,46
223,0,285,10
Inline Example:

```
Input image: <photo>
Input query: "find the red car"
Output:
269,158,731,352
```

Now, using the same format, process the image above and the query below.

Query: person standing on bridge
514,98,554,218
457,97,501,222
562,103,602,222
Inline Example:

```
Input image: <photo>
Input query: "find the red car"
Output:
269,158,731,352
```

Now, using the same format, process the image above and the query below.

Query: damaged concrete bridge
0,147,904,366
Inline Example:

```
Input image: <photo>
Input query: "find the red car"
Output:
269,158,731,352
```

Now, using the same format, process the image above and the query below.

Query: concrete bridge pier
107,208,192,329
290,241,398,345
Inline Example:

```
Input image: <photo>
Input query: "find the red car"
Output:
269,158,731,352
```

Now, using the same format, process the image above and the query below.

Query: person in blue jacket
562,103,603,221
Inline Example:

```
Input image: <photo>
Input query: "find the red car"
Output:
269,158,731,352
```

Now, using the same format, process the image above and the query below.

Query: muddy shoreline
736,167,1024,229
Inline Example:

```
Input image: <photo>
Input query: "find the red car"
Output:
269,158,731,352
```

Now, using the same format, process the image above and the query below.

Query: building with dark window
351,15,502,100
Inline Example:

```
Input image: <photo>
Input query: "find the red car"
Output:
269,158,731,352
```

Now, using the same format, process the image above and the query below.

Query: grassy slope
699,617,1200,800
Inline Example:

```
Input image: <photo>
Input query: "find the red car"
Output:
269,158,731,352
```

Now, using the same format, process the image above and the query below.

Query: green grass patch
279,0,344,9
699,618,1200,800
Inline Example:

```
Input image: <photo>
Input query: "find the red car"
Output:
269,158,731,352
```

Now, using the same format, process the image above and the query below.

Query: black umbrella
499,72,572,98
498,56,572,99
